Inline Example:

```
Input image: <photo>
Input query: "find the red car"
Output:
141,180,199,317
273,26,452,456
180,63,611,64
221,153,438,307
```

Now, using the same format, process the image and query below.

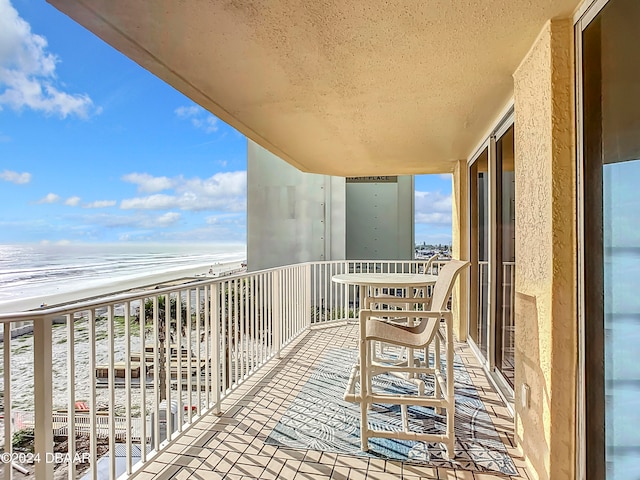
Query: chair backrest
429,259,470,312
423,253,439,275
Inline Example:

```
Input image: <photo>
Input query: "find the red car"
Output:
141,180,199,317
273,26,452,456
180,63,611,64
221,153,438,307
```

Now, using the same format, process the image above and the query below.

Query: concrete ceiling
48,0,580,176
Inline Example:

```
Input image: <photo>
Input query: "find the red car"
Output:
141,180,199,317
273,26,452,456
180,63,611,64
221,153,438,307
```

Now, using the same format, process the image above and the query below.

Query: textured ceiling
48,0,580,176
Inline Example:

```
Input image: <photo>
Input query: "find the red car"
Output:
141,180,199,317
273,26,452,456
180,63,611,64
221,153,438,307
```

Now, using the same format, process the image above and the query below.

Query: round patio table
331,272,438,308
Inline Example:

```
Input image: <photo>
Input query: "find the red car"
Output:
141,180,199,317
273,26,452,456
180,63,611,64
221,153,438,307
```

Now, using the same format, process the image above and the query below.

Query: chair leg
445,319,455,459
360,315,369,452
368,341,375,410
445,435,455,459
434,335,441,414
445,404,455,458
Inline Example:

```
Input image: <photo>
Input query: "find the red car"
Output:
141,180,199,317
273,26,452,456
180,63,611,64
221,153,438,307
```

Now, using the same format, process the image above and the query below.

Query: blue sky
0,0,452,246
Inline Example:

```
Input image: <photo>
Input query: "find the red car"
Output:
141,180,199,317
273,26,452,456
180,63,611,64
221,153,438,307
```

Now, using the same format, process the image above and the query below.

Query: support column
513,18,576,480
452,160,469,342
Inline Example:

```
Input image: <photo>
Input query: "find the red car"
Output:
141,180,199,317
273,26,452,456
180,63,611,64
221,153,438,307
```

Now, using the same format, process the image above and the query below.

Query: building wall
513,19,577,480
247,141,346,271
247,142,414,270
345,176,415,260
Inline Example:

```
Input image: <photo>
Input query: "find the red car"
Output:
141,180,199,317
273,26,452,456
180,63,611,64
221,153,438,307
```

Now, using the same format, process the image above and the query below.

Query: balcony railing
0,259,431,479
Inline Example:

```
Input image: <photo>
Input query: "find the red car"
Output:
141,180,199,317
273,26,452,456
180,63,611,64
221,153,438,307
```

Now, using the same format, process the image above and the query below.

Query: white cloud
0,169,31,184
0,0,99,118
122,172,175,193
65,196,81,206
37,192,60,204
156,211,181,226
76,211,185,230
175,104,219,133
414,191,452,225
174,105,200,118
416,212,452,224
120,171,246,212
83,200,116,208
139,225,245,243
438,173,452,180
206,213,245,226
120,194,180,210
192,115,219,133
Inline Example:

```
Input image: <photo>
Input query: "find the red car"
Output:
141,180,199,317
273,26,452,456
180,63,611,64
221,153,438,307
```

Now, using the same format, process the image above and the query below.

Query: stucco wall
452,160,469,341
513,19,576,480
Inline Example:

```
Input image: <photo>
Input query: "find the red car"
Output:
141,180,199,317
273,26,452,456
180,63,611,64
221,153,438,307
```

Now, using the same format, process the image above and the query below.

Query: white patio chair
356,259,469,459
368,253,439,364
371,253,439,303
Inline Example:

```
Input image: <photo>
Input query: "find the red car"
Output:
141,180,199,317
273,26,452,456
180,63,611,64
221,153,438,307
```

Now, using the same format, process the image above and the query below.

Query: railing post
3,322,12,480
211,283,221,415
65,313,76,480
33,316,54,480
306,264,312,330
272,270,281,359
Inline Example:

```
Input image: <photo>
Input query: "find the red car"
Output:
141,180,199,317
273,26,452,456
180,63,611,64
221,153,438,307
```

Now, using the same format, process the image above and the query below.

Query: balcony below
132,322,530,480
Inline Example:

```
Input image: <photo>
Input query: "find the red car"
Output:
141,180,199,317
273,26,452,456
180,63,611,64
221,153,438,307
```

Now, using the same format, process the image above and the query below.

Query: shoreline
0,260,244,315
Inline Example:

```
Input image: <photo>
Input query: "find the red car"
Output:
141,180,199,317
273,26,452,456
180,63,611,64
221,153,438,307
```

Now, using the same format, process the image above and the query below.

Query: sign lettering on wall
346,176,398,183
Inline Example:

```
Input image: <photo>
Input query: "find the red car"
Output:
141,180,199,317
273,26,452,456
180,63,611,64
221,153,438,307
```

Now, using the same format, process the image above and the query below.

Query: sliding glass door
495,126,516,387
468,120,516,393
581,0,640,477
469,148,490,359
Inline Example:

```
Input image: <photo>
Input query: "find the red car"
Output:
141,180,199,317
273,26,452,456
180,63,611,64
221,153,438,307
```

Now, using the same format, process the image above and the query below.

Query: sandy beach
0,261,244,315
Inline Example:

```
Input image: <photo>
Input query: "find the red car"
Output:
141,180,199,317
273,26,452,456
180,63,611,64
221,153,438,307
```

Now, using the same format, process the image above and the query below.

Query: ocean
0,243,246,312
0,243,246,415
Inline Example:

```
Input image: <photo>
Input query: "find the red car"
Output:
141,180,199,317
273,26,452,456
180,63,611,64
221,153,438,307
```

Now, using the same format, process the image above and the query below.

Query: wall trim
574,0,611,25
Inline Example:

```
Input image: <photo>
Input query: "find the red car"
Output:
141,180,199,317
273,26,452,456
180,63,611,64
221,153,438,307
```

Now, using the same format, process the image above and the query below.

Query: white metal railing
309,259,446,324
476,261,490,354
0,259,427,479
474,260,515,364
501,261,516,368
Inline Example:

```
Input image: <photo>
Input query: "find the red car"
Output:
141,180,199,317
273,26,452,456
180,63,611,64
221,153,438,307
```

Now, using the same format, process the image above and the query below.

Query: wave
0,243,246,304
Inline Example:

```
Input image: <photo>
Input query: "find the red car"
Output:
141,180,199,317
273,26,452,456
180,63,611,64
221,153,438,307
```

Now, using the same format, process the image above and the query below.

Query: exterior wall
452,161,469,341
345,176,415,260
513,19,576,480
247,142,414,270
247,141,346,271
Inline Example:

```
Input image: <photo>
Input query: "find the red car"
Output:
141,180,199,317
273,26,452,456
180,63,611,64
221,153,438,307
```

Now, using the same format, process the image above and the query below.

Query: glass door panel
469,148,489,358
496,126,515,387
583,0,640,476
603,161,640,478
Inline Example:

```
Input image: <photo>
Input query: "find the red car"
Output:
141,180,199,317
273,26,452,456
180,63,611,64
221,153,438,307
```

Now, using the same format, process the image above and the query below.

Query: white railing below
0,259,428,479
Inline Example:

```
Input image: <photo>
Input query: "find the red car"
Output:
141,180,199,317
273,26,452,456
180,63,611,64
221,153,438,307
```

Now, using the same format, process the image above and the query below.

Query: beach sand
0,261,244,315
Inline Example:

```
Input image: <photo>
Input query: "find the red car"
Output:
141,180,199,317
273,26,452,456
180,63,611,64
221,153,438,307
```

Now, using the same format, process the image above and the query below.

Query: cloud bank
0,169,31,184
414,191,452,225
121,171,246,212
0,0,99,118
175,105,219,133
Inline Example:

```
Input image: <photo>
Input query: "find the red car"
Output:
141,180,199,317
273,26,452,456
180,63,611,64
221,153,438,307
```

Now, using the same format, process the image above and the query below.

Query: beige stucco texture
49,0,580,177
513,19,577,480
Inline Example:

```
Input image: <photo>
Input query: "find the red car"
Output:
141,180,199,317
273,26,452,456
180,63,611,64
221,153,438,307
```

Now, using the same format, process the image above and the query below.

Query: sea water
0,243,246,310
0,243,246,417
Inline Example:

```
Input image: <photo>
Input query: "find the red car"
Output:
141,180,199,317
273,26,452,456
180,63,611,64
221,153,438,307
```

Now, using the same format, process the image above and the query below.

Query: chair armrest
368,297,432,306
360,308,450,320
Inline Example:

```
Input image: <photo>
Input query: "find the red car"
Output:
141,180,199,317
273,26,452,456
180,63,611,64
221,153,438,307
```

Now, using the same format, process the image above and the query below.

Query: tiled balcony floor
134,323,530,480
